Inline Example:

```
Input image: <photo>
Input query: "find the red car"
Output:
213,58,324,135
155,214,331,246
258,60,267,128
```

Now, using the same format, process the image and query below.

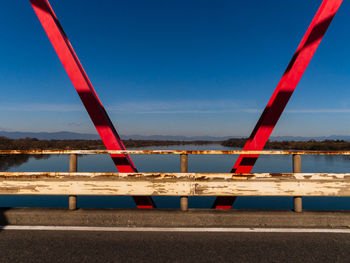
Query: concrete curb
1,208,350,228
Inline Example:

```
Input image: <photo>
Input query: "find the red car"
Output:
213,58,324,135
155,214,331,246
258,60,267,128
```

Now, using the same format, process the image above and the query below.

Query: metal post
293,154,302,213
180,154,188,212
69,154,77,210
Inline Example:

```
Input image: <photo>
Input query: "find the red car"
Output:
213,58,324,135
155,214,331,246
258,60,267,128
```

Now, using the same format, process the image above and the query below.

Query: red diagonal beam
213,0,343,209
29,0,155,208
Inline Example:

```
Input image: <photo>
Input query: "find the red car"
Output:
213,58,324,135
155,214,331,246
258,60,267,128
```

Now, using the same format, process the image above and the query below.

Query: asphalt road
0,230,349,263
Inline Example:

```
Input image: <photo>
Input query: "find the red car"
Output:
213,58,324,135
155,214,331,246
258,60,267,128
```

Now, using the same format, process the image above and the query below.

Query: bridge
25,0,345,212
1,1,349,261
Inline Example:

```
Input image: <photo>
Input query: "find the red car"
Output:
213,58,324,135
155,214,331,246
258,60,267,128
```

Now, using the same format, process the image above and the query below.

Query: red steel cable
213,0,343,209
30,0,155,208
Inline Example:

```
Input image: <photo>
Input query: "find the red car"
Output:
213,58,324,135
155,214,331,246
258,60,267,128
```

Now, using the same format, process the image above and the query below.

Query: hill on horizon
1,131,350,142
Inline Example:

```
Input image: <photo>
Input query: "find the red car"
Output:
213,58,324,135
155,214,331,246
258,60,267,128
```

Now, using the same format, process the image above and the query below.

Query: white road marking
0,225,349,233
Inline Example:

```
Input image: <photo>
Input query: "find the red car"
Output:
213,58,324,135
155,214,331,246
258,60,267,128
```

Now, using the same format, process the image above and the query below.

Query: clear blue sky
0,0,349,137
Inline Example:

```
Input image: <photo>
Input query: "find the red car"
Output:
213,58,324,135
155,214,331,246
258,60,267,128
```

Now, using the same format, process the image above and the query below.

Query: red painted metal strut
29,0,155,208
213,0,343,209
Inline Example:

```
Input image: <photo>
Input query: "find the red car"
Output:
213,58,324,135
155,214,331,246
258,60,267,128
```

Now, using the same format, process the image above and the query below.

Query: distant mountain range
0,131,101,140
0,131,231,141
270,136,350,142
1,131,350,142
122,134,233,141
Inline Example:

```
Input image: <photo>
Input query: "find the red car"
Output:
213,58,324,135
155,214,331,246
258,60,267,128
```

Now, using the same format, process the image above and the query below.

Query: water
2,144,350,210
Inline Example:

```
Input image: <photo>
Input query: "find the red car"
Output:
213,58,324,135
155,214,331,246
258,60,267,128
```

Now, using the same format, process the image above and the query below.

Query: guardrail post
69,154,77,210
293,154,302,213
180,154,188,211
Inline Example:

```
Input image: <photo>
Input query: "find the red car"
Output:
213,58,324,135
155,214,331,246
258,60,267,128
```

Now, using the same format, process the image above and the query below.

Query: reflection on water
1,144,350,210
0,155,49,171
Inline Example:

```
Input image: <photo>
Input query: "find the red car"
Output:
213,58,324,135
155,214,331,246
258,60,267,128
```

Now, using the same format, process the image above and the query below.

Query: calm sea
2,144,350,210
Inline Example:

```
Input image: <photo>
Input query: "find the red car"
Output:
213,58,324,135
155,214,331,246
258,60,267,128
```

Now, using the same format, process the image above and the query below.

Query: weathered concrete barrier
2,150,350,212
0,172,349,196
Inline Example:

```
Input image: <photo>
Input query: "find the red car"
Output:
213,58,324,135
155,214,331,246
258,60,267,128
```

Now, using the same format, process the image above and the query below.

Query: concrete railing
1,149,350,212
